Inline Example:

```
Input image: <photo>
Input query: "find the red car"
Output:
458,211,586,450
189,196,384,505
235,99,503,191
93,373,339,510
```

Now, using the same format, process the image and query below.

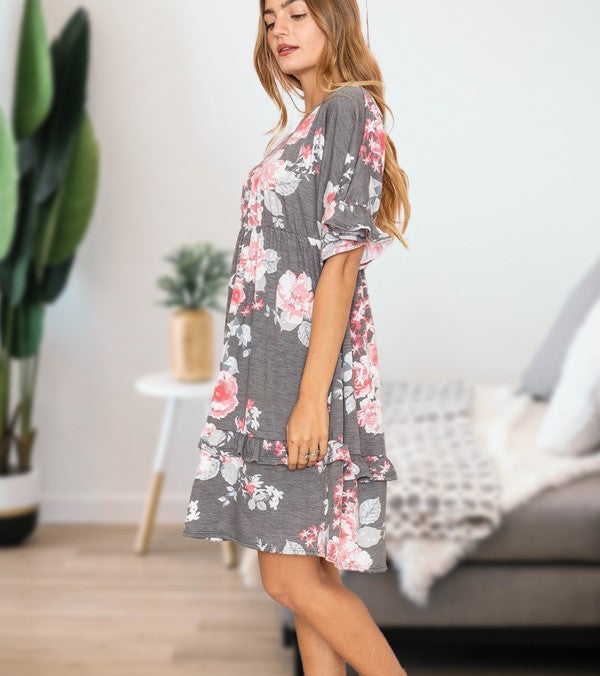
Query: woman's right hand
285,393,329,470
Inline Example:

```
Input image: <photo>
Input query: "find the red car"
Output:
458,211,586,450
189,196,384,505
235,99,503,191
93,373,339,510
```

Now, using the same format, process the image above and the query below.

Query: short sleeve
316,87,393,270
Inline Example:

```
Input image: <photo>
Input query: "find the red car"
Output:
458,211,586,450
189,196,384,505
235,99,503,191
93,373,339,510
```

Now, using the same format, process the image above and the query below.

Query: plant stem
19,351,39,471
0,304,15,474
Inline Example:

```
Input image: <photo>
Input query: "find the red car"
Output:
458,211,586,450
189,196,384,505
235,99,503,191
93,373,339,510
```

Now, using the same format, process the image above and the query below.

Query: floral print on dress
275,270,314,344
208,370,239,420
183,86,398,573
291,487,385,572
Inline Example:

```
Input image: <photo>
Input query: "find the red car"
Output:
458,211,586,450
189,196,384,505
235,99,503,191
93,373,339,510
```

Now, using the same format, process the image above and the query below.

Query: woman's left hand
285,393,329,470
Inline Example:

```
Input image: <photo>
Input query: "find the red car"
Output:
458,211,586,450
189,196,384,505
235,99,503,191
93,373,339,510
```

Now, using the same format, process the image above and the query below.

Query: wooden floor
0,523,293,676
1,524,598,676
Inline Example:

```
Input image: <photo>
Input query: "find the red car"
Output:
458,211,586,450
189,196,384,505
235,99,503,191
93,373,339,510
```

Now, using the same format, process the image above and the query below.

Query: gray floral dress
182,85,398,573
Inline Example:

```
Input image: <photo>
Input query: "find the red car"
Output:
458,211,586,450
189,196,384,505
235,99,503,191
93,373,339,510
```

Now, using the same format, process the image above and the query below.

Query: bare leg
293,557,346,675
257,550,407,676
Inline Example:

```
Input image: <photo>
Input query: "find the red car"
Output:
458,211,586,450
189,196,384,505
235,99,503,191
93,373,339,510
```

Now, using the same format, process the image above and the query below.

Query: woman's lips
279,46,298,56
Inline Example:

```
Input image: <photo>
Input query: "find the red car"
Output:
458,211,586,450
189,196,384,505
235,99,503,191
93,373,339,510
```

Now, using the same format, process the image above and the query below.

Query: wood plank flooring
1,524,598,675
0,524,292,675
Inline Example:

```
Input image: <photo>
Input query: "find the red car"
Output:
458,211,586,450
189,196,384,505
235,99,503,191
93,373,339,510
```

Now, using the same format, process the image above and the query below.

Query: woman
183,1,410,673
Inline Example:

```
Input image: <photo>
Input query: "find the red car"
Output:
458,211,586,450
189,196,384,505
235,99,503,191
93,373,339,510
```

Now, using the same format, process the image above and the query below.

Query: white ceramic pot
0,466,39,546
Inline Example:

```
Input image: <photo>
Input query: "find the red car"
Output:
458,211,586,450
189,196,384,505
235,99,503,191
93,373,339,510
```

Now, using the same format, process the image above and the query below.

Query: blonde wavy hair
254,0,410,249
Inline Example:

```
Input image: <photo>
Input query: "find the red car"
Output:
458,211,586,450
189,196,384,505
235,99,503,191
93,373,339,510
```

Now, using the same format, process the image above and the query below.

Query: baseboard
38,493,190,523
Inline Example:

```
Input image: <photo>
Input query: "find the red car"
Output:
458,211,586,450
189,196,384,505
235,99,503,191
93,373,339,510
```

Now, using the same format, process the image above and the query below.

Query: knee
261,572,324,612
257,552,334,610
261,575,294,607
263,572,332,613
260,571,309,609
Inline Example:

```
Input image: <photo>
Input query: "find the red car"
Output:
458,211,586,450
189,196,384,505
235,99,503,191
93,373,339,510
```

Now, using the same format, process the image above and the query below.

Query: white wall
1,0,599,522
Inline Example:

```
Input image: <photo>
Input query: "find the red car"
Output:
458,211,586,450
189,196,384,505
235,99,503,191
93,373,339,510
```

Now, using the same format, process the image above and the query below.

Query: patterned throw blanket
381,379,502,542
377,379,600,607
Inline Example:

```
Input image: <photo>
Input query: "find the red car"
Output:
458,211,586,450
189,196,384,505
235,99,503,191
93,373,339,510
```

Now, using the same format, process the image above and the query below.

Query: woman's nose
272,19,290,37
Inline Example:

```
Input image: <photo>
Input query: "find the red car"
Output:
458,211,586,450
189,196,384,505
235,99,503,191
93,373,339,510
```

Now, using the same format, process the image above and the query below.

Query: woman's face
263,0,326,79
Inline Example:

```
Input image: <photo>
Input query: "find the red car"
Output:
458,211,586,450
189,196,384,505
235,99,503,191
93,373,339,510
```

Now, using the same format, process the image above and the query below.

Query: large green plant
0,0,99,475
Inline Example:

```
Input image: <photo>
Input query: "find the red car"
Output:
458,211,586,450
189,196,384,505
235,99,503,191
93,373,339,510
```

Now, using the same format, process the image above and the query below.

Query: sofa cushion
469,471,600,562
281,564,600,626
536,294,600,456
519,255,600,401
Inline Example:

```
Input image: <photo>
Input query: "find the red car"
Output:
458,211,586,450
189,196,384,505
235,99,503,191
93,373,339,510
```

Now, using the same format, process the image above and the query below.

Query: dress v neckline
264,102,324,159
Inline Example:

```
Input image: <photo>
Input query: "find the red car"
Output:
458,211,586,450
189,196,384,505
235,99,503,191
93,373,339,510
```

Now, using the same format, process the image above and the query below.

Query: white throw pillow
536,294,600,455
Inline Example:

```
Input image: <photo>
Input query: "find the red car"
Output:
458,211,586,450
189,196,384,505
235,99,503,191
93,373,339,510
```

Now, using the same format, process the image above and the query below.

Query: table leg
134,397,179,554
222,540,238,567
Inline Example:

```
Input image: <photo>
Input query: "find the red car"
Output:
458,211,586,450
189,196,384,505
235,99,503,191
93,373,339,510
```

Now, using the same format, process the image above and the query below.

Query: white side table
133,371,237,567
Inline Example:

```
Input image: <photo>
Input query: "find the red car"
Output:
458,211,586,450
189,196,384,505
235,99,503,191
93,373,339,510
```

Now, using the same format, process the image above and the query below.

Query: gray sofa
281,470,600,671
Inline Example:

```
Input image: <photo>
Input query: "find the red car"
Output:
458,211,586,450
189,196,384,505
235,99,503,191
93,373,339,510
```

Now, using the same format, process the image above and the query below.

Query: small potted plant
157,243,231,382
